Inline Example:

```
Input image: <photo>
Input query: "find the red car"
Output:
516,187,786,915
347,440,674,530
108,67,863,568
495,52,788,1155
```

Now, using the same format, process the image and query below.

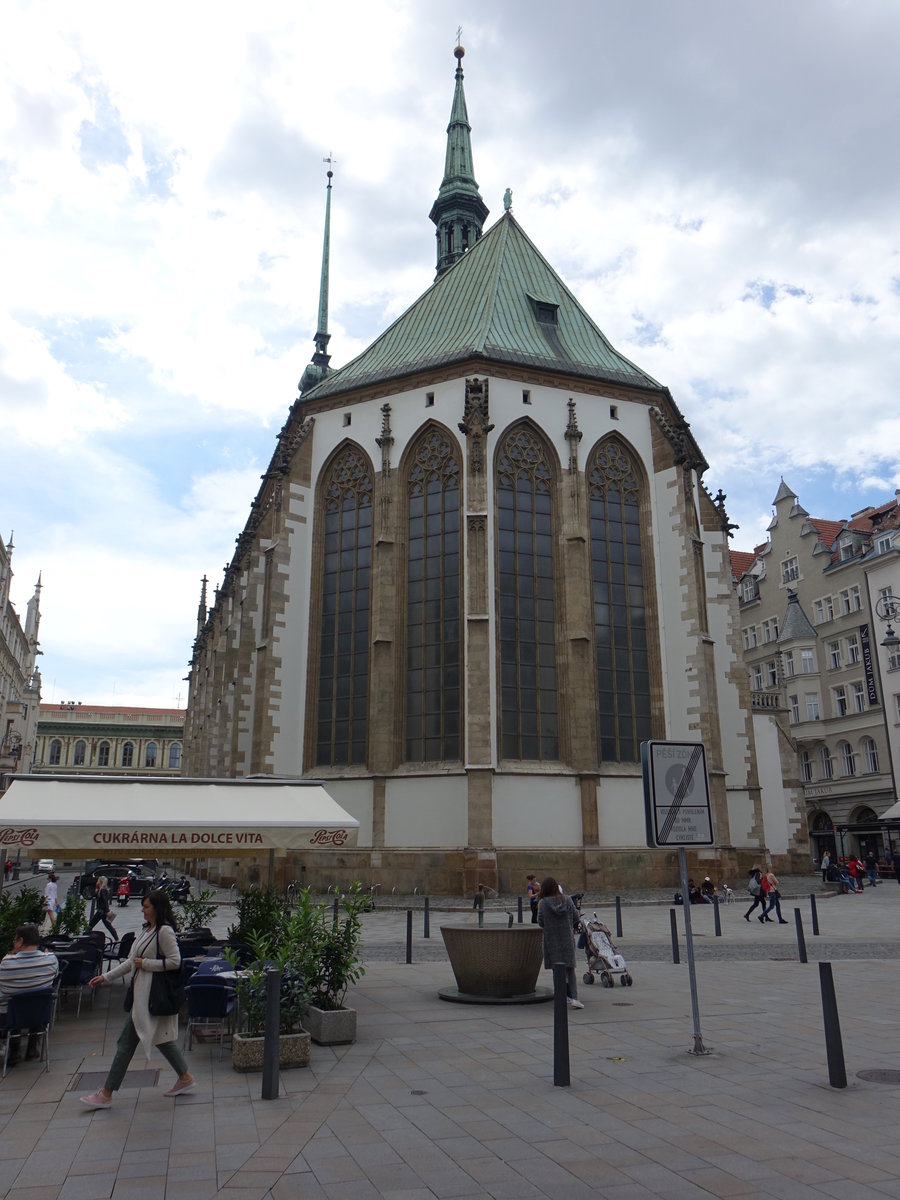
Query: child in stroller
570,896,633,988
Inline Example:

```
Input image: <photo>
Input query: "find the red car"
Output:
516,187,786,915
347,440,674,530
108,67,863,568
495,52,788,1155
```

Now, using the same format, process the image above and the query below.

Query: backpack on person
747,877,761,896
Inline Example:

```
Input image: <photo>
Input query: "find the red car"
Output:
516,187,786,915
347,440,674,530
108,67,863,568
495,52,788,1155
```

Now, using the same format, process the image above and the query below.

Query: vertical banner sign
860,625,878,705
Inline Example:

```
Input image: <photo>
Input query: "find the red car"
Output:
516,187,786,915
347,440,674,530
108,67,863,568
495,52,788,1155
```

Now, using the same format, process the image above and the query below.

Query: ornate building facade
34,704,185,777
184,49,786,892
732,482,900,861
0,533,41,789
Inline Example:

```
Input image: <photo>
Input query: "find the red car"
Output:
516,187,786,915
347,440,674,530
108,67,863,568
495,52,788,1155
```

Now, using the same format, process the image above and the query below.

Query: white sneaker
567,998,584,1009
79,1090,111,1109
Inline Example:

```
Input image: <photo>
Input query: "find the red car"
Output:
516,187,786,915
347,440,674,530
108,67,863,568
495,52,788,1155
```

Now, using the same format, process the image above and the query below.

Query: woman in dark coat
537,877,583,1009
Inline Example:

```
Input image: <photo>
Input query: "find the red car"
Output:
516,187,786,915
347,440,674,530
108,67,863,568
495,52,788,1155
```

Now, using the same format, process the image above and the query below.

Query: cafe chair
103,930,136,973
183,982,235,1060
2,990,54,1077
58,951,102,1018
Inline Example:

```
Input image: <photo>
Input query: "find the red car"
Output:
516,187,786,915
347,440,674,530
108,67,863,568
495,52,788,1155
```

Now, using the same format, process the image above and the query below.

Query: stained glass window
588,439,651,762
316,446,373,767
497,427,558,761
406,429,462,762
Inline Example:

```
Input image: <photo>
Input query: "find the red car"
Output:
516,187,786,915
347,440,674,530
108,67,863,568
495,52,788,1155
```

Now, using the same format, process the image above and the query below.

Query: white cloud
3,0,900,702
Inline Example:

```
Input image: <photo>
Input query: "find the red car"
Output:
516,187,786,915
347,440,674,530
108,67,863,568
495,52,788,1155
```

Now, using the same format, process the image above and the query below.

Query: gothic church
184,48,786,892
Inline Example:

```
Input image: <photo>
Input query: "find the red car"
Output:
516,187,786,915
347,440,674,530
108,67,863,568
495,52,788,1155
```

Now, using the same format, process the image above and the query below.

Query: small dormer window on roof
527,293,559,326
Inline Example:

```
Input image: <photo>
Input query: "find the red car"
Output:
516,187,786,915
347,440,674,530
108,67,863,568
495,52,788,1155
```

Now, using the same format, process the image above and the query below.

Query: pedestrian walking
864,851,880,887
88,877,117,939
79,890,194,1108
42,873,59,931
763,869,788,923
744,867,768,922
537,876,583,1009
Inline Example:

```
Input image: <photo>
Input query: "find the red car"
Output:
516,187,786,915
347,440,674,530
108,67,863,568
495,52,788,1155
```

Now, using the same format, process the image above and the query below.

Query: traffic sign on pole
642,740,713,848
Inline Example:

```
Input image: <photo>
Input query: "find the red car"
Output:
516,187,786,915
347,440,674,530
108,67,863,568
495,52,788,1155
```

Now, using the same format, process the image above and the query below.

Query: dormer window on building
741,577,757,602
839,538,855,561
875,532,894,554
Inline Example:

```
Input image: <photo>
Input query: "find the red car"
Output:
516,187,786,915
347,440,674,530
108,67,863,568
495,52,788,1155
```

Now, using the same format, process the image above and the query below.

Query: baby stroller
578,912,633,988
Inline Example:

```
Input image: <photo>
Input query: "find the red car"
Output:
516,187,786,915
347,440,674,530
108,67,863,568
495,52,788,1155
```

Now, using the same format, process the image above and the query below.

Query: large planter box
231,1030,310,1072
440,925,545,1000
304,1004,357,1046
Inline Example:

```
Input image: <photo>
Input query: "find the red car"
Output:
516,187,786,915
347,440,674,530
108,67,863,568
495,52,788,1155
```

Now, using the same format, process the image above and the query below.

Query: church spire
429,42,489,279
299,160,334,395
196,574,208,637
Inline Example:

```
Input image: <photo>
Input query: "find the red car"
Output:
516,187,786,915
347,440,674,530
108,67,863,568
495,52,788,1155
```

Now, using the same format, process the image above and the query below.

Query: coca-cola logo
0,827,40,847
309,828,349,847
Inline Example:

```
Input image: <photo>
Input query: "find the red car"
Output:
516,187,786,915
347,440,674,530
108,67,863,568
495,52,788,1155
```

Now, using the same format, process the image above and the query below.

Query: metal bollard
809,893,820,936
261,967,281,1100
713,895,722,937
424,896,430,939
406,909,413,963
517,896,523,924
818,962,847,1088
507,911,514,928
615,895,623,939
332,896,339,924
794,907,808,964
551,963,570,1087
475,891,484,928
669,908,680,964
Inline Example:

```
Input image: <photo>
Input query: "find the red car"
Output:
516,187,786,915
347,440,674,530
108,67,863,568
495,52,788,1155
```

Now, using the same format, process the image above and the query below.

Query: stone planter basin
439,925,550,1004
232,1030,310,1072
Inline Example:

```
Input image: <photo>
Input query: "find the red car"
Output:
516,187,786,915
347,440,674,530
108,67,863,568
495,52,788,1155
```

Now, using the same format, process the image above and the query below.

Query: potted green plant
0,886,45,954
225,933,311,1072
291,884,367,1046
53,891,87,939
176,888,218,933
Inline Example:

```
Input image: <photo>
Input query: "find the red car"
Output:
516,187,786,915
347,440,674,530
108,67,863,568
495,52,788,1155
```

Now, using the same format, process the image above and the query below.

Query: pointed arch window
497,427,558,760
405,428,462,762
315,445,373,767
588,439,651,762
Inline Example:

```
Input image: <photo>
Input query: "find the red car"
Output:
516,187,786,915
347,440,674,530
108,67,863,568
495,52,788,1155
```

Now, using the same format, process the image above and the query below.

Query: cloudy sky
2,0,899,708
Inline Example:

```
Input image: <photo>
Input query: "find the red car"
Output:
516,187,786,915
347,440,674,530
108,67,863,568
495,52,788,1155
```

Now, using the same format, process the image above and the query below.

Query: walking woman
536,877,583,1009
42,872,59,930
744,867,769,922
88,876,117,939
80,889,195,1108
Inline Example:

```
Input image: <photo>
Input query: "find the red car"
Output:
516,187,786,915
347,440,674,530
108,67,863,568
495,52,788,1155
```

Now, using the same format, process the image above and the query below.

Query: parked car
78,861,159,899
36,858,55,874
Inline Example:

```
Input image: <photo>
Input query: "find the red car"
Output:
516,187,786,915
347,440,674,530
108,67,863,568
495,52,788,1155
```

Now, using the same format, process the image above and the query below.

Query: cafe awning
0,775,359,856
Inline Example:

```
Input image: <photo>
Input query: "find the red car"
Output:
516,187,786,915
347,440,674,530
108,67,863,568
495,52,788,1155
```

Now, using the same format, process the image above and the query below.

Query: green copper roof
304,211,664,402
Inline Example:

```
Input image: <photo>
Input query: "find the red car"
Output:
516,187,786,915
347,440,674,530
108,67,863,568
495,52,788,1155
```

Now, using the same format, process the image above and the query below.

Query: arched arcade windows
405,427,462,762
315,444,373,767
587,438,651,762
496,425,558,761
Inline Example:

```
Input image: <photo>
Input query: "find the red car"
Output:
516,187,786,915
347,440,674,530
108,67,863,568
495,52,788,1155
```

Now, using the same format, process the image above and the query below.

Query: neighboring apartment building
34,704,185,776
0,533,42,789
732,481,900,861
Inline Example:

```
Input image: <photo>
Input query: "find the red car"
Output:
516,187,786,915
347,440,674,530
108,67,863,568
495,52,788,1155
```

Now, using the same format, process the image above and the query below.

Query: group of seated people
0,924,58,1066
675,876,720,905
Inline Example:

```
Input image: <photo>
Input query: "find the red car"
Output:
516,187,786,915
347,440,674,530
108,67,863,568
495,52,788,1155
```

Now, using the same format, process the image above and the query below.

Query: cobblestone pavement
0,873,899,1197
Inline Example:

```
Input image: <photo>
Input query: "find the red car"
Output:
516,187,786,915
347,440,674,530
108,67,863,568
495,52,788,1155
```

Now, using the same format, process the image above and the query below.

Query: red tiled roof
729,550,756,580
807,518,843,550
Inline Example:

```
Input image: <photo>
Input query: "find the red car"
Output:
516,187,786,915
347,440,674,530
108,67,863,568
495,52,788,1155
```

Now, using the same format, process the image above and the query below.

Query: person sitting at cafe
0,924,58,1065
